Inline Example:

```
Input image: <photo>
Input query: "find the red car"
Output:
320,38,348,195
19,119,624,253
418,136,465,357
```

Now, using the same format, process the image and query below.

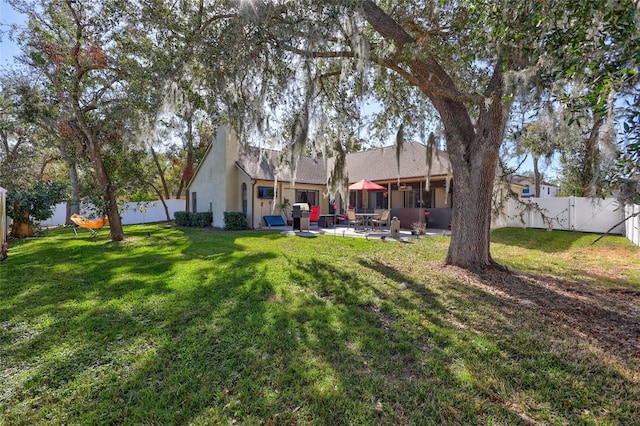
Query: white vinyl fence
496,197,625,235
40,199,186,227
625,204,640,247
0,186,6,246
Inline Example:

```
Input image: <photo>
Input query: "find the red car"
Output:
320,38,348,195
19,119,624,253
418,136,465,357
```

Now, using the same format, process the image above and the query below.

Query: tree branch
361,1,485,107
592,210,639,245
361,1,414,47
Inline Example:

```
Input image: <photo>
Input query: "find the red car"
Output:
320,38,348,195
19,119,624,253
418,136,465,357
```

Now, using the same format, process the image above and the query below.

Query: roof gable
236,147,327,185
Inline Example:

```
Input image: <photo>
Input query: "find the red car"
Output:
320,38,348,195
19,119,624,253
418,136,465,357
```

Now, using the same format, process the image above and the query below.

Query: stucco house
512,175,559,198
187,127,454,229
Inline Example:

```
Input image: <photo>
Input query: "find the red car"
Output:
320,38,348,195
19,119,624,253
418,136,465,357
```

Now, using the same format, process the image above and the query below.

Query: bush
174,211,191,226
224,212,250,230
191,212,213,227
174,211,212,227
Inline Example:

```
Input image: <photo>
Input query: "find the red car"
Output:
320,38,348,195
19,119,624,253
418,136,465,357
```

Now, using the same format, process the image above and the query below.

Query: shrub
174,212,212,227
174,211,191,226
191,212,213,227
224,212,250,230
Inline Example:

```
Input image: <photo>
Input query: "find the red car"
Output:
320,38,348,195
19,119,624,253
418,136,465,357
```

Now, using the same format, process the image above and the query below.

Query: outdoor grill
292,203,310,231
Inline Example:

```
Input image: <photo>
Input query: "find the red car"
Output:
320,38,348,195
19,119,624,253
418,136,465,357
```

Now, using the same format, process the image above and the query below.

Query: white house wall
189,127,240,228
223,130,241,224
189,142,217,216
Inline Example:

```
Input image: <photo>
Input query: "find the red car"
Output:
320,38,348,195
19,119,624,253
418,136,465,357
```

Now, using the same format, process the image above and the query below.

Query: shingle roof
236,141,450,185
328,141,450,183
236,147,327,185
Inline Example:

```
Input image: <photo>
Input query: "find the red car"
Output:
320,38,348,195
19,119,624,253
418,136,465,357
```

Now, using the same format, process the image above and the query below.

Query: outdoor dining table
355,213,380,230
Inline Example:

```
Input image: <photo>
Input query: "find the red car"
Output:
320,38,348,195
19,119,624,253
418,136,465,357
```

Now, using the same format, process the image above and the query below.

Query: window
257,186,275,198
296,190,317,206
242,183,248,213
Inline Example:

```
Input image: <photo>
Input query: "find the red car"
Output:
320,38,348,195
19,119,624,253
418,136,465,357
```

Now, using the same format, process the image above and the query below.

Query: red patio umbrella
348,179,386,191
348,180,386,210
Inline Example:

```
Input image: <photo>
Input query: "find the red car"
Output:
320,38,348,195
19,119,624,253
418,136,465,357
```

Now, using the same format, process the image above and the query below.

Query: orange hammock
70,214,109,237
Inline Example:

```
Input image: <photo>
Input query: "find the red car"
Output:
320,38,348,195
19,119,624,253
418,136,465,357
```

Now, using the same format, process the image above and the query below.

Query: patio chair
371,209,391,230
346,210,363,230
309,205,320,228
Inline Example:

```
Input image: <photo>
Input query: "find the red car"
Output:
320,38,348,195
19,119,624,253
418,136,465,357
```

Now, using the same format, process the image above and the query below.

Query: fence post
633,205,637,245
569,196,575,231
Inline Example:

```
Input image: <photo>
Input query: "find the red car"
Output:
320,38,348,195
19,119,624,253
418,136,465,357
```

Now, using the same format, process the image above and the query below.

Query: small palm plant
411,221,427,235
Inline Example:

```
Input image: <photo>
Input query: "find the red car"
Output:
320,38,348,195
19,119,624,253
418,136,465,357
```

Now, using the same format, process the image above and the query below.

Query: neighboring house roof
328,142,450,183
512,175,530,185
512,174,558,188
236,147,327,185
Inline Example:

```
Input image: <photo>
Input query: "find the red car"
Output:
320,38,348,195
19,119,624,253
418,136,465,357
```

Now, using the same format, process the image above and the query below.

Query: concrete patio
270,224,449,240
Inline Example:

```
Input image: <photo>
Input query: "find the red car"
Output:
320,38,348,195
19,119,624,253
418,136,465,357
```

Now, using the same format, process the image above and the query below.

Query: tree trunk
92,153,124,241
583,116,603,197
178,108,196,199
72,103,124,241
418,64,508,270
360,1,512,270
533,155,541,198
81,131,124,241
150,182,172,222
10,205,33,238
445,137,502,269
151,146,171,200
68,161,80,220
160,198,171,222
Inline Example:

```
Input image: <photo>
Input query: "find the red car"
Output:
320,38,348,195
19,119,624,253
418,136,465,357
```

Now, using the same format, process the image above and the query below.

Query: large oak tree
209,0,637,270
211,1,547,270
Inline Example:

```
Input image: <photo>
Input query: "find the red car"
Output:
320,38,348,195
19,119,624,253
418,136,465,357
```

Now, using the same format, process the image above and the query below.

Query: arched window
242,183,248,213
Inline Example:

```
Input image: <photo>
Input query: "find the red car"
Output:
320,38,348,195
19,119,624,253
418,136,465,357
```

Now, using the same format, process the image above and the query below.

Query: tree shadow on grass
2,230,639,424
0,228,281,423
469,268,640,363
354,258,640,424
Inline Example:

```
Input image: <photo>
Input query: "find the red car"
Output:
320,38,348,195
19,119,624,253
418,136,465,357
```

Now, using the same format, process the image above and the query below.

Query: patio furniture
309,206,320,228
263,215,287,228
356,212,377,230
70,214,109,237
346,210,363,230
318,214,335,228
371,209,391,230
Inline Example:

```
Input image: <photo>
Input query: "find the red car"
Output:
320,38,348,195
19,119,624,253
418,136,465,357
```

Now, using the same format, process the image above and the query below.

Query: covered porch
343,178,453,229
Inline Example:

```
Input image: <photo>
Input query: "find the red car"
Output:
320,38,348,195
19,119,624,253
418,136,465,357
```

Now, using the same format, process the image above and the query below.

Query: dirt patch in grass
438,264,640,366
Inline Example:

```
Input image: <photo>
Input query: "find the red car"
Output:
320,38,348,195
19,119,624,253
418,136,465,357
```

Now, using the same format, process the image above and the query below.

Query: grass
1,225,639,425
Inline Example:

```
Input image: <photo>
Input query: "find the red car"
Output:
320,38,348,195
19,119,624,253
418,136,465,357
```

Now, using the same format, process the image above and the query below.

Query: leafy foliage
2,0,638,265
0,74,63,189
7,181,68,224
223,211,250,230
175,211,213,227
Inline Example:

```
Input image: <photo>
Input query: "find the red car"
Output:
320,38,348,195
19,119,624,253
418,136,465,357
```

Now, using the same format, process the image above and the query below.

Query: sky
0,0,25,67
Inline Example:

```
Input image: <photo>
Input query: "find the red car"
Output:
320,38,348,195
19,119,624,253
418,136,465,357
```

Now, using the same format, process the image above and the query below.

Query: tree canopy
2,0,638,270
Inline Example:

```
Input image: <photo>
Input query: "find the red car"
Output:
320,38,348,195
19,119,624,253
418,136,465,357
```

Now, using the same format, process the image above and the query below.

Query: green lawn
1,225,639,425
